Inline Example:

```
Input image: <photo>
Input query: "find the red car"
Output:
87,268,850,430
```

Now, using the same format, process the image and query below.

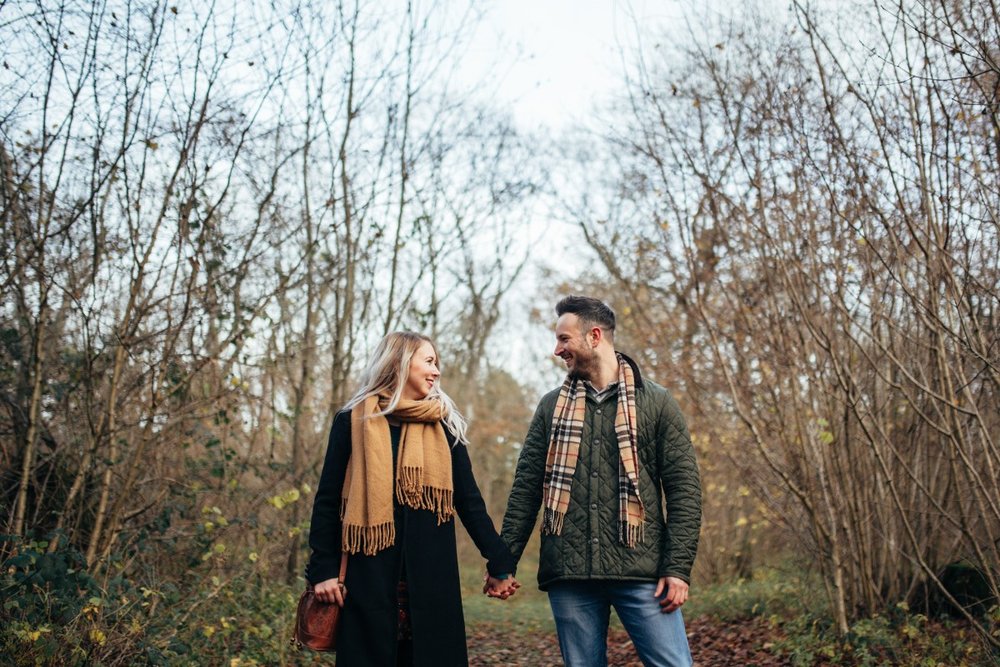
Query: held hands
313,577,346,606
482,573,521,600
654,576,688,613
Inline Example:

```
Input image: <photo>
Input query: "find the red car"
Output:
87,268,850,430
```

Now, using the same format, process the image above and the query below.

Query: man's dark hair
555,295,616,337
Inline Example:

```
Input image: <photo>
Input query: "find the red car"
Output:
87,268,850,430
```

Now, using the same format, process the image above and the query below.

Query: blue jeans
547,580,693,667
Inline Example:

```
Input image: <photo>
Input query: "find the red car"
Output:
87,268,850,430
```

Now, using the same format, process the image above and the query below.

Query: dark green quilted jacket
501,355,701,589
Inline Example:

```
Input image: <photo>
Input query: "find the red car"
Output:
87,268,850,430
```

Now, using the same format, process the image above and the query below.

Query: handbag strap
337,551,348,583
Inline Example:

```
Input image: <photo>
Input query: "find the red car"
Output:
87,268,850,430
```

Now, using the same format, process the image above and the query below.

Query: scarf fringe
542,508,565,536
622,521,645,549
342,520,395,556
396,466,453,524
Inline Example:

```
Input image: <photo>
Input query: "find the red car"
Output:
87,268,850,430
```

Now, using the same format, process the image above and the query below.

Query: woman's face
402,340,440,400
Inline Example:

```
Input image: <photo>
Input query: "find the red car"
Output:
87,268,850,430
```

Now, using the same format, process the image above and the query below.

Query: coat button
591,503,597,510
595,408,602,415
591,471,598,478
591,537,599,544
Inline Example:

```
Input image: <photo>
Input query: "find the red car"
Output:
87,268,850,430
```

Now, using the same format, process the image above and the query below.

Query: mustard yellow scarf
341,395,454,555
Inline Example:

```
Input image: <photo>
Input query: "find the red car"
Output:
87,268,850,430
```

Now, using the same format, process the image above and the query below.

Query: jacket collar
616,351,645,390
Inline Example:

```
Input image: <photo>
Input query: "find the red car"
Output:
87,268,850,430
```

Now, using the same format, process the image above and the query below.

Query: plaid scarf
542,353,645,547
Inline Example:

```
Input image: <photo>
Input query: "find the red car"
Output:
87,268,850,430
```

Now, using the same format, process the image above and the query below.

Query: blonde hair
343,331,469,444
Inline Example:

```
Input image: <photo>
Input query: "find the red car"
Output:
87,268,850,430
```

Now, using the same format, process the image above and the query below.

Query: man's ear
589,326,603,347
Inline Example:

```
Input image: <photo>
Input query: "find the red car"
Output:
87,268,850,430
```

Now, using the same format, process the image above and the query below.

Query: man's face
554,313,598,380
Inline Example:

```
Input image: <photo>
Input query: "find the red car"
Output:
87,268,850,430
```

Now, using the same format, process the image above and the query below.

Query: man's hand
313,577,346,606
654,576,688,613
482,573,521,600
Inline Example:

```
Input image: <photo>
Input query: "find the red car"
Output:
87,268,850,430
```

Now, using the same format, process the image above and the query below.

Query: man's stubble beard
569,348,599,382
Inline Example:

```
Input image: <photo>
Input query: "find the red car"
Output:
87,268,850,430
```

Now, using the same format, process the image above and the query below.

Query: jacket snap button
595,409,602,415
591,503,597,510
591,471,598,478
591,537,599,544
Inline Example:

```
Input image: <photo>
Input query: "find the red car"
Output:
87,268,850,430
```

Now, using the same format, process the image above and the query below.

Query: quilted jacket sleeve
656,393,702,583
500,397,552,564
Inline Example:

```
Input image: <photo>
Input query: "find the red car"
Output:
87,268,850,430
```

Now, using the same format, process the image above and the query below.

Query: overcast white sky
462,0,680,131
462,0,794,132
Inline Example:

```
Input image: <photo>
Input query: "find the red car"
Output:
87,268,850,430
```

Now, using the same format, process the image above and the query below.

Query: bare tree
568,0,1000,640
1,10,545,637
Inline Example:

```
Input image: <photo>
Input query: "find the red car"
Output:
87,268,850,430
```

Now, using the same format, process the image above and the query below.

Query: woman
306,331,519,666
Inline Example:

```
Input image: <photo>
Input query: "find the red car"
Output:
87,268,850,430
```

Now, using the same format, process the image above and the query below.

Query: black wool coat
306,410,514,667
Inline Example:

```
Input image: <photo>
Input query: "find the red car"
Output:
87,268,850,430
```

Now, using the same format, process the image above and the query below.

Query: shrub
773,603,997,667
0,535,318,666
0,535,155,666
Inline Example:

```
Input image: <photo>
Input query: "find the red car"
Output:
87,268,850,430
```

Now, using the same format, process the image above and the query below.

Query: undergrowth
3,536,997,665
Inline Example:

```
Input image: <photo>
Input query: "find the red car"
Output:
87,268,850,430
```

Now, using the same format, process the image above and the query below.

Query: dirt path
468,616,788,666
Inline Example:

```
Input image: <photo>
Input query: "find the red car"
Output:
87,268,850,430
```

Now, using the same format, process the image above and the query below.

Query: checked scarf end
541,507,566,536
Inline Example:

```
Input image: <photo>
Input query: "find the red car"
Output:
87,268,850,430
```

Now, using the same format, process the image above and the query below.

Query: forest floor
458,559,998,666
467,615,787,666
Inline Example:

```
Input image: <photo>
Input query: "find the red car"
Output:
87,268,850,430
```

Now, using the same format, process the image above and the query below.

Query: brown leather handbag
292,553,348,652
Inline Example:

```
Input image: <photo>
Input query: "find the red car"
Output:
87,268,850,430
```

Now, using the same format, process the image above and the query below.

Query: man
487,295,701,667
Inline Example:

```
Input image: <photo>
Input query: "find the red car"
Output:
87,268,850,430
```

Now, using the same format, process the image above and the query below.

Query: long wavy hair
343,331,468,444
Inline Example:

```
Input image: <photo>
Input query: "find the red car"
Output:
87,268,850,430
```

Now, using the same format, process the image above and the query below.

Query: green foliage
773,602,998,666
0,534,337,666
0,536,156,666
683,565,818,621
146,575,319,666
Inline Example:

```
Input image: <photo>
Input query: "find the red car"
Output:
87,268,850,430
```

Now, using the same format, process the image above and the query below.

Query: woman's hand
313,577,346,606
482,573,521,600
